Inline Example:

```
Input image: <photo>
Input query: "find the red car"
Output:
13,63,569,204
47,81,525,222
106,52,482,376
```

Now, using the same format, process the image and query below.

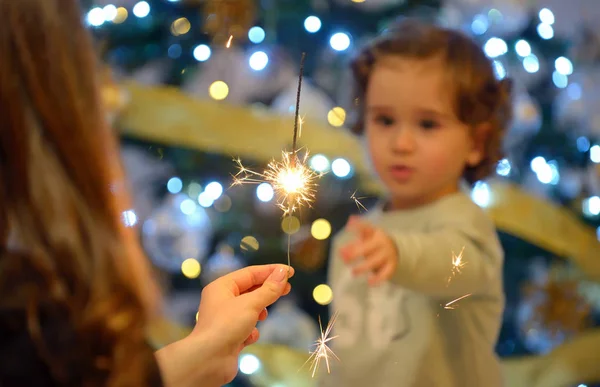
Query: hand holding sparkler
340,215,398,286
158,264,294,387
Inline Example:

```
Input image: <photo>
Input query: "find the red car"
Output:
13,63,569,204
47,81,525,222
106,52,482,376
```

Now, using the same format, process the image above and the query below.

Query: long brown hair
350,19,513,185
0,0,160,385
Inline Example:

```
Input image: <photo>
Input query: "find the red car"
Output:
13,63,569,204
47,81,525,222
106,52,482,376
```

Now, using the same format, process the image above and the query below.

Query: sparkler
447,246,466,285
230,53,322,267
226,35,233,48
301,312,340,378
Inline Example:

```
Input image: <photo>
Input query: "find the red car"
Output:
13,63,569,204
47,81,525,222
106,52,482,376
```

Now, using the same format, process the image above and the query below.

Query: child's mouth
389,165,414,181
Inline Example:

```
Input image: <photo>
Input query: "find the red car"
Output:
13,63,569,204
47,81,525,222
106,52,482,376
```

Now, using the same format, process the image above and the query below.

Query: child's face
364,56,483,209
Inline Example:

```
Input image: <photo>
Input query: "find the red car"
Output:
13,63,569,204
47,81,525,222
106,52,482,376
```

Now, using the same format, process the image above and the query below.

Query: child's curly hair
350,19,513,185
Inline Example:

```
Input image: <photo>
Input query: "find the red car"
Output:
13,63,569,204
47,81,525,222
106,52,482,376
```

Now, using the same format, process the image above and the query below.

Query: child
321,19,512,387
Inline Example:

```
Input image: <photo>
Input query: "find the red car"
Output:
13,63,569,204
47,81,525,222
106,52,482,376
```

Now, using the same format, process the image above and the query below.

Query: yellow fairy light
240,235,260,252
313,284,333,305
113,7,128,24
281,216,301,235
209,81,229,100
327,107,346,127
181,258,201,279
311,219,332,240
171,17,191,36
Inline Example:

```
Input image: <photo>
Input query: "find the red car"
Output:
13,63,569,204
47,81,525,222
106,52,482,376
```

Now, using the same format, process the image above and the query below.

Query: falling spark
226,35,233,47
447,246,466,285
444,293,472,310
230,53,322,268
350,190,368,212
301,312,340,378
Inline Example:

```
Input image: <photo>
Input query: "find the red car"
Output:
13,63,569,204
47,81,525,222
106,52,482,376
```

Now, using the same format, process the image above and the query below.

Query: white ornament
271,79,335,123
505,90,541,151
554,69,600,136
201,244,244,285
258,298,319,351
142,194,212,272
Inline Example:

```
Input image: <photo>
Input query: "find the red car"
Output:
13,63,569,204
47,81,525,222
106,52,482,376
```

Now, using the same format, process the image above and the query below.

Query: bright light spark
444,293,472,310
301,312,340,378
232,150,322,217
350,190,367,212
226,35,233,47
447,246,466,285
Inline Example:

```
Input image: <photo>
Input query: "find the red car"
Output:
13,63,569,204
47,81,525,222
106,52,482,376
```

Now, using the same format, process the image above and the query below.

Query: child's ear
467,123,491,166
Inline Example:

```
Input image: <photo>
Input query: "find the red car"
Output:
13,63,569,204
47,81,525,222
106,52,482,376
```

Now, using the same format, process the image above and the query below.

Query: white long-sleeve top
320,192,505,387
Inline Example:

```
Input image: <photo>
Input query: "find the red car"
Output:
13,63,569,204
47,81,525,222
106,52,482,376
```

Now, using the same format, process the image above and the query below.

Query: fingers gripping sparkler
301,312,340,377
230,53,322,268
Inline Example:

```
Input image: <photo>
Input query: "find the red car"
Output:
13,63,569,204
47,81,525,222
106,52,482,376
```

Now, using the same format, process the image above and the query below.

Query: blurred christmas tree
90,0,600,374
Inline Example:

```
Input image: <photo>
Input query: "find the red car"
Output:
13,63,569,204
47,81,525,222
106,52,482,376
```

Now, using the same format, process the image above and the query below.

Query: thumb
242,266,289,313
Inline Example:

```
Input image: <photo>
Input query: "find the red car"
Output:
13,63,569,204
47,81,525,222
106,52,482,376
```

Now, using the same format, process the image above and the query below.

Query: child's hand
339,216,398,286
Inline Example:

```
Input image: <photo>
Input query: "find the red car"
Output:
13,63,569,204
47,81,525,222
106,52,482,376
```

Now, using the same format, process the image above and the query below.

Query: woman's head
350,19,512,208
0,0,158,384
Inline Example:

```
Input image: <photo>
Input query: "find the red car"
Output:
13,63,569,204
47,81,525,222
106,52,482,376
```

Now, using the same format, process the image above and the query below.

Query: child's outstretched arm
340,212,502,299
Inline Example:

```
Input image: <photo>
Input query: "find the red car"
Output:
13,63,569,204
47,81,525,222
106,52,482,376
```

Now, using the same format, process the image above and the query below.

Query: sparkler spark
226,35,233,47
444,293,472,310
447,246,466,285
350,190,368,212
301,312,340,378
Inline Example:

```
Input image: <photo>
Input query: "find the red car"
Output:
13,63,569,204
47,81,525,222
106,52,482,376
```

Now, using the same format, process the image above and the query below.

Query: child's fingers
340,236,380,263
352,252,388,276
369,262,396,286
347,216,376,239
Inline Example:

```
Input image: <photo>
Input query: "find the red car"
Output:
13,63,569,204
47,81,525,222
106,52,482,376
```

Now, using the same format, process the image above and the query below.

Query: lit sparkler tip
452,246,466,271
226,35,233,47
230,149,321,217
447,246,467,286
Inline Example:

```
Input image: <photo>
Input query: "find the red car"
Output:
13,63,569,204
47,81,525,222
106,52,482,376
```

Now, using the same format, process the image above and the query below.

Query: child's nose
391,128,416,153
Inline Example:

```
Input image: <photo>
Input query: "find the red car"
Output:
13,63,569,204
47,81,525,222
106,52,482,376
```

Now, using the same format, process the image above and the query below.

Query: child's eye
375,115,395,127
419,119,440,130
